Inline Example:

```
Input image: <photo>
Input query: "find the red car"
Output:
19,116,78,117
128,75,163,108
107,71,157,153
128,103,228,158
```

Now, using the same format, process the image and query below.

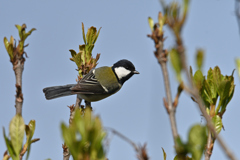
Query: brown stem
13,57,25,116
205,131,214,160
106,127,149,160
63,144,70,160
157,39,179,142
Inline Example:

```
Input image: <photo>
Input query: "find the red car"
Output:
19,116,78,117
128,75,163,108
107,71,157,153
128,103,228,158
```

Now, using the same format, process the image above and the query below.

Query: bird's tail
43,84,75,100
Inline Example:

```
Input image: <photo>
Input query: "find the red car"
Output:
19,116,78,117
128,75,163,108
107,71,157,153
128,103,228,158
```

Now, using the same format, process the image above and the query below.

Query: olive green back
94,66,121,93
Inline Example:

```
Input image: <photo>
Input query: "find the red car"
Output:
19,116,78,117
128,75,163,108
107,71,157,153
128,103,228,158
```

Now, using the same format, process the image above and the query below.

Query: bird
43,59,139,102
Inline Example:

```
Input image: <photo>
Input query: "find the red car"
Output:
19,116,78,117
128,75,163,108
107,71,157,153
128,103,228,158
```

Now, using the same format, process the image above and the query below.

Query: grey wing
71,70,107,94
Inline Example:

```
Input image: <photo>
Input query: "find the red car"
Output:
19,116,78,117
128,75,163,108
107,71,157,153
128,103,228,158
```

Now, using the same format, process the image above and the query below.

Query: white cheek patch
114,67,131,80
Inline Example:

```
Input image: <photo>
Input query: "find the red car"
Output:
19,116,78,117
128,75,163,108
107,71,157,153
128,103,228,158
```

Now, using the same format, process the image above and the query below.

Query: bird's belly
78,93,114,102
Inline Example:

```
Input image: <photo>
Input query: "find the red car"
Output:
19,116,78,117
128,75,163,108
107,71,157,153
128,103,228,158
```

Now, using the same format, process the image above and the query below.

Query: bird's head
112,59,139,85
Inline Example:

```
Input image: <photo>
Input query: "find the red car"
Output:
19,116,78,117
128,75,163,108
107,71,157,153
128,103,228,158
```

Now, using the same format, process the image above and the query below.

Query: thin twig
148,23,179,142
106,127,149,160
13,52,25,116
62,144,70,160
205,131,214,160
235,0,240,34
106,127,138,151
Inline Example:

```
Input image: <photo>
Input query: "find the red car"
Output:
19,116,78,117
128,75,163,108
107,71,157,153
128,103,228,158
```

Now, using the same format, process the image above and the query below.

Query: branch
204,131,214,160
147,22,179,144
106,127,149,160
235,0,240,34
62,144,70,160
13,57,25,116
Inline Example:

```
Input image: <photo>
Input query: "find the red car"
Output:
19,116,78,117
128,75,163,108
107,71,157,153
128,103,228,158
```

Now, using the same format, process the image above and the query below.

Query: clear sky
0,1,239,160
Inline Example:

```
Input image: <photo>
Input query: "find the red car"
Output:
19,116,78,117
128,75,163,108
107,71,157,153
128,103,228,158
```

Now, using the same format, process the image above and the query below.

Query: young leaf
86,26,97,45
193,70,204,90
4,37,14,60
23,28,36,42
148,17,154,32
206,68,218,103
170,48,182,81
9,114,25,158
82,22,86,44
212,115,222,134
187,124,207,160
235,58,240,77
93,27,101,44
15,24,23,40
162,147,167,160
69,49,77,58
3,127,16,159
195,49,204,70
26,120,36,160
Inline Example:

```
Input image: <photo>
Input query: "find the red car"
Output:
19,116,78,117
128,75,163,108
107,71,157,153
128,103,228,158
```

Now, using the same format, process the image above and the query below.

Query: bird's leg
85,100,92,110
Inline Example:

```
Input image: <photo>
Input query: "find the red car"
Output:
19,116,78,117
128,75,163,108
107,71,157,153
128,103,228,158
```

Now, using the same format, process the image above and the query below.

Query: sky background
0,1,240,160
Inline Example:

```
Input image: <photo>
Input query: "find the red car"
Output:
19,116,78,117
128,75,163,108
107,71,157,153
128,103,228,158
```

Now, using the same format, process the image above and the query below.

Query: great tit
43,59,139,102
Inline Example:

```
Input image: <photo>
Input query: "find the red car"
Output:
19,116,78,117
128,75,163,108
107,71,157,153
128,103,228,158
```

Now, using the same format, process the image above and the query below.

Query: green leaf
148,17,154,32
187,124,207,160
193,70,204,90
26,120,36,160
61,123,79,160
82,23,86,44
183,0,190,15
9,114,25,158
170,48,182,81
61,108,106,160
93,27,101,44
189,66,193,77
3,127,16,159
212,115,222,134
212,66,221,84
206,68,218,103
4,36,14,60
72,52,83,68
235,58,240,77
195,49,204,70
201,80,213,106
86,26,97,45
23,28,36,41
218,80,231,104
15,24,23,40
69,49,77,58
162,147,167,160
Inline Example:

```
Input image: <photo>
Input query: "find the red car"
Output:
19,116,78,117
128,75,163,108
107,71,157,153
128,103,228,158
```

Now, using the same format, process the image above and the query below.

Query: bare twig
235,0,240,34
148,22,179,143
106,127,149,160
62,144,70,160
13,49,25,116
205,131,214,160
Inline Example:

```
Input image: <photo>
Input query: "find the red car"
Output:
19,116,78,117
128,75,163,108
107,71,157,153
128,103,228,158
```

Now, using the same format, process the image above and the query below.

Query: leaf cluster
61,108,106,160
191,66,235,134
3,114,39,160
160,0,190,45
3,24,36,62
70,23,101,78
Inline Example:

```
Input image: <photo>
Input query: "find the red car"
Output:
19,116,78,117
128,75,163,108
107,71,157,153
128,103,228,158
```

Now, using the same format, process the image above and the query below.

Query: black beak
133,70,140,74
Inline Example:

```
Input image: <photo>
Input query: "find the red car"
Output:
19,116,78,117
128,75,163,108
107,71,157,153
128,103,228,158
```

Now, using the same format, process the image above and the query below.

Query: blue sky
0,1,239,160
